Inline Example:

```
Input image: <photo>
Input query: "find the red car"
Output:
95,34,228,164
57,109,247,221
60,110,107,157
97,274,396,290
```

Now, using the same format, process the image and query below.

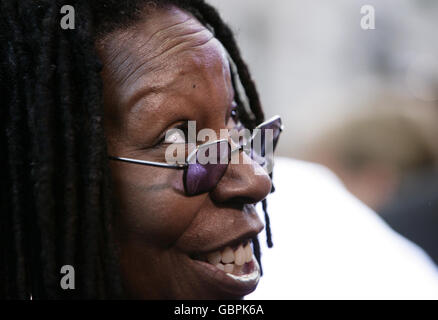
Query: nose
209,149,272,204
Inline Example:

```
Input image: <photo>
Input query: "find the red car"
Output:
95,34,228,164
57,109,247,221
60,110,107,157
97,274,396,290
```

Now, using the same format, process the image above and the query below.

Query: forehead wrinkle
142,17,203,52
125,33,214,92
103,17,194,83
99,7,231,130
97,12,205,87
126,37,229,117
116,33,217,113
118,27,214,89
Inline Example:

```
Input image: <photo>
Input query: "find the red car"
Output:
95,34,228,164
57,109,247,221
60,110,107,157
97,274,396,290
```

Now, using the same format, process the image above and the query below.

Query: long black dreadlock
0,0,273,299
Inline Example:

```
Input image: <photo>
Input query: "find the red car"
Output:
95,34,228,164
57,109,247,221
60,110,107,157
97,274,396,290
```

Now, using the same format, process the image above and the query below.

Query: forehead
97,6,232,113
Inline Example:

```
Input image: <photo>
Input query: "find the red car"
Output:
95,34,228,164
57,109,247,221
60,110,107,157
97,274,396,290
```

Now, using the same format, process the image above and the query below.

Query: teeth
226,259,260,283
224,264,234,273
234,264,243,275
207,251,222,265
234,244,245,266
244,243,253,263
216,263,225,271
200,241,254,274
221,246,234,264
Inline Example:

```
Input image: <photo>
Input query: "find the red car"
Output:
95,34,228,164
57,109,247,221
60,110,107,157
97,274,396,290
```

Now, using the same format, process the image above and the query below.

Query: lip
189,206,264,255
181,204,264,298
191,232,257,259
188,255,260,298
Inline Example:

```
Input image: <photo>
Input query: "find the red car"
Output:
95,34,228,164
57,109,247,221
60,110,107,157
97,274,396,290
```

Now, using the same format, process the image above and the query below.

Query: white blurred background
208,0,438,266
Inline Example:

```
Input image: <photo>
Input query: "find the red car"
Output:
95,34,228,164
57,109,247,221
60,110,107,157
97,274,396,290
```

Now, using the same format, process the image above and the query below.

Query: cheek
110,163,204,247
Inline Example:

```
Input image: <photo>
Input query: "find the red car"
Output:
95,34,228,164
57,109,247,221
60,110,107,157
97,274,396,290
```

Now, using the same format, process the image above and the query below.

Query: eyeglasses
109,115,283,196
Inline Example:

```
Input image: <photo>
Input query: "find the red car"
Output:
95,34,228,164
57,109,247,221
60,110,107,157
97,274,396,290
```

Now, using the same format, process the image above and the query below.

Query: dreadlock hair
0,0,273,299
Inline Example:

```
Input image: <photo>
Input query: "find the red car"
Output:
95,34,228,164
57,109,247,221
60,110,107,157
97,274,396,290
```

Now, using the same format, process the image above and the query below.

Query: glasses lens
184,140,231,196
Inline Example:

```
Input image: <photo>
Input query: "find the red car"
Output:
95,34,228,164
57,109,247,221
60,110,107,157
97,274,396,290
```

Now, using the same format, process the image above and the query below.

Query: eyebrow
125,84,166,116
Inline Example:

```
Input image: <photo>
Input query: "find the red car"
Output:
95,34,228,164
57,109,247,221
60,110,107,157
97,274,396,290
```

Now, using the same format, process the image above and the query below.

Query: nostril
225,196,258,206
237,196,262,205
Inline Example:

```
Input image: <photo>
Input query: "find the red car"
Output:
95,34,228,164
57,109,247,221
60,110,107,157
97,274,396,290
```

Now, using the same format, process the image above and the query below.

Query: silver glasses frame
108,139,229,169
108,115,283,168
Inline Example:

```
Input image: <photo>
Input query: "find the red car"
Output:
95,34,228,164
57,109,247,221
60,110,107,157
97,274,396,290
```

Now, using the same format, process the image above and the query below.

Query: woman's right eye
163,126,187,144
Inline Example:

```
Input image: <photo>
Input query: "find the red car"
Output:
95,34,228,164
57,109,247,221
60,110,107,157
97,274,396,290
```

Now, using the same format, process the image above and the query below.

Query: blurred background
208,0,438,265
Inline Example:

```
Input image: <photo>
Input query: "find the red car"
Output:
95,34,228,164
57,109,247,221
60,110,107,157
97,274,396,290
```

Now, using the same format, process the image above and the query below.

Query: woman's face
97,6,272,299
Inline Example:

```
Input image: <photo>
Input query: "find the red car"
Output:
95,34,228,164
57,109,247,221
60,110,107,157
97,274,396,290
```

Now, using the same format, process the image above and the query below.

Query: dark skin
97,6,271,299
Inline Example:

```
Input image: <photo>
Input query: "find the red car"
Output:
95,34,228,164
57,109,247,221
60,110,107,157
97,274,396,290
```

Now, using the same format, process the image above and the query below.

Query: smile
189,239,260,297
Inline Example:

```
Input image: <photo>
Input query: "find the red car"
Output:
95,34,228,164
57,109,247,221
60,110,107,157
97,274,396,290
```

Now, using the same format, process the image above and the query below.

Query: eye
163,123,188,144
164,128,185,144
230,101,239,122
226,101,243,130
